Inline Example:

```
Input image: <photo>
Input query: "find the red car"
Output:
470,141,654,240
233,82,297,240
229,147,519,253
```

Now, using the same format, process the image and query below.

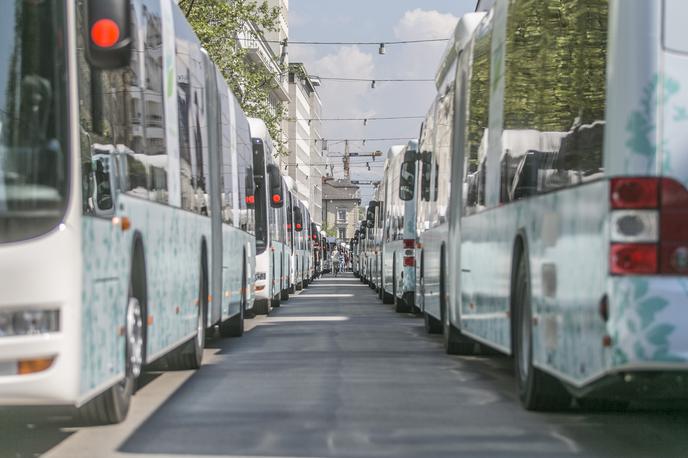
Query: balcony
237,22,289,102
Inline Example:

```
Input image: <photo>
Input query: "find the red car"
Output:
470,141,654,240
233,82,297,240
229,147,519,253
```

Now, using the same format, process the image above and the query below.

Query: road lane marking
257,316,350,324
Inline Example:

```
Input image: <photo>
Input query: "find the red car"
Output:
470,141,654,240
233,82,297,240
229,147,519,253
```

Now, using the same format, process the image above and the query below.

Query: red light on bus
611,178,658,209
403,239,415,249
91,19,121,48
403,256,415,267
610,243,657,275
272,194,282,204
296,223,302,230
245,195,255,205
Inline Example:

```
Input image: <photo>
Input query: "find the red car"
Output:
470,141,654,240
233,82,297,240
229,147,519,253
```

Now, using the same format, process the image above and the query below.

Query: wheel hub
126,297,144,378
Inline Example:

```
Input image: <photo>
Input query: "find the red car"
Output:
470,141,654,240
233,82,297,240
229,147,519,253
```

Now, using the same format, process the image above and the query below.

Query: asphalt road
2,273,688,458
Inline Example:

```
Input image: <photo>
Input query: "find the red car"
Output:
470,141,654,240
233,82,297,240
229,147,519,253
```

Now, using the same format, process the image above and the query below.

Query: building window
338,227,346,240
337,208,346,223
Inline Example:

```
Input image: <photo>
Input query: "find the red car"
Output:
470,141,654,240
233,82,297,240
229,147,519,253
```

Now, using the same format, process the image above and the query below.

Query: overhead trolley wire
237,38,449,46
289,115,425,122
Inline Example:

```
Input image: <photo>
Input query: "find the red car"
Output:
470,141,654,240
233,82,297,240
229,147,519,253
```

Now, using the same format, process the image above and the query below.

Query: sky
288,0,477,203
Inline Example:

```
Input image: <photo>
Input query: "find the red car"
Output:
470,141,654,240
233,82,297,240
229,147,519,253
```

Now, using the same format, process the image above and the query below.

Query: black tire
166,255,207,370
442,296,477,355
393,261,411,312
424,312,442,334
219,264,246,338
78,283,144,424
272,294,281,308
439,249,476,354
513,253,570,411
253,298,269,315
281,286,289,301
383,288,394,304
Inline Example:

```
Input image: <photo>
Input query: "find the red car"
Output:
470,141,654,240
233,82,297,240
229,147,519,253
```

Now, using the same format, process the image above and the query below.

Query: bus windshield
252,140,268,254
0,0,69,243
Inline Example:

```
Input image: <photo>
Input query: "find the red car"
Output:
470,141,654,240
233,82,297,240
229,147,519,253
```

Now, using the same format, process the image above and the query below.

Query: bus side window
421,151,432,201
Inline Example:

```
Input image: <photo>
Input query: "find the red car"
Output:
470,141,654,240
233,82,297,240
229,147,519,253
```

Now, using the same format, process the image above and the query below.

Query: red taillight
659,178,688,274
403,239,415,249
403,256,415,267
272,194,282,204
611,178,659,209
296,224,302,230
610,243,657,275
245,195,255,205
91,19,121,48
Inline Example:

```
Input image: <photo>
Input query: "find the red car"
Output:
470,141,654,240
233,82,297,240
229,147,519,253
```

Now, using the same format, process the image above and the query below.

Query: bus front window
0,0,69,243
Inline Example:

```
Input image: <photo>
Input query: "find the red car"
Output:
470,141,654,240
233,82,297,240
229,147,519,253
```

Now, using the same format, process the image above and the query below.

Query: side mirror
294,206,304,231
399,159,416,201
86,0,133,70
268,164,284,208
366,201,377,227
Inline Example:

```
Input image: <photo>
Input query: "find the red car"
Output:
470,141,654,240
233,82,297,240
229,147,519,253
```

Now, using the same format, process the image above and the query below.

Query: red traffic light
272,194,282,204
296,223,302,230
245,195,255,205
91,19,121,48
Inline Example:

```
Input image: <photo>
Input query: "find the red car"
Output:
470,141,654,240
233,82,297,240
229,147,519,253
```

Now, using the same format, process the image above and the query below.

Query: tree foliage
179,0,286,153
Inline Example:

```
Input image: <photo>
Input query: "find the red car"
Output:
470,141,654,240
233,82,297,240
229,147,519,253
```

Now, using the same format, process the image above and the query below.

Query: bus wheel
219,265,246,338
514,253,569,411
167,258,207,370
78,290,143,425
272,293,281,308
424,312,442,334
422,273,441,333
442,297,476,355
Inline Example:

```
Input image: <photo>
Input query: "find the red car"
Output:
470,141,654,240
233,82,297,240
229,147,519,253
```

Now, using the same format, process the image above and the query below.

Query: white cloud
309,46,376,125
394,9,459,41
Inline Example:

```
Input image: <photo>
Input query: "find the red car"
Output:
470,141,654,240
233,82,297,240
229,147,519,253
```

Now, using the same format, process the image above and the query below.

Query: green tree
179,0,286,153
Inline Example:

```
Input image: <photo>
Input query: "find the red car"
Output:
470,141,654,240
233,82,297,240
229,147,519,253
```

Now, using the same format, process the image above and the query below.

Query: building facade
236,0,290,123
322,179,361,241
287,63,324,223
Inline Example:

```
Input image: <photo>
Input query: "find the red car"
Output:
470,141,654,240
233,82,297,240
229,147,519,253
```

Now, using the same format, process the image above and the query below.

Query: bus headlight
0,310,60,337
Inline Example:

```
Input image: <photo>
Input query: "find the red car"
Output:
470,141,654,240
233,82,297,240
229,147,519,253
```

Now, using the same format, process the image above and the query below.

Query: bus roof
435,12,486,90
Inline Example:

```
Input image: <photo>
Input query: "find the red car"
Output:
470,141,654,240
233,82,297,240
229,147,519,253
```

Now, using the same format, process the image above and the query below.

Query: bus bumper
0,332,79,406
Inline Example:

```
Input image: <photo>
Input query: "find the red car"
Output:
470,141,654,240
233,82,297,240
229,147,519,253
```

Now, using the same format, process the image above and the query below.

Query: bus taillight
610,177,688,275
610,243,657,275
403,239,415,249
610,178,658,209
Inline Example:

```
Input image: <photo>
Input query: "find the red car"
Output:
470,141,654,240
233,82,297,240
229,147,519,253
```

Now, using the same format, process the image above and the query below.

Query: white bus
289,198,305,290
248,118,286,314
380,141,420,313
415,12,485,335
0,0,255,423
447,0,688,410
